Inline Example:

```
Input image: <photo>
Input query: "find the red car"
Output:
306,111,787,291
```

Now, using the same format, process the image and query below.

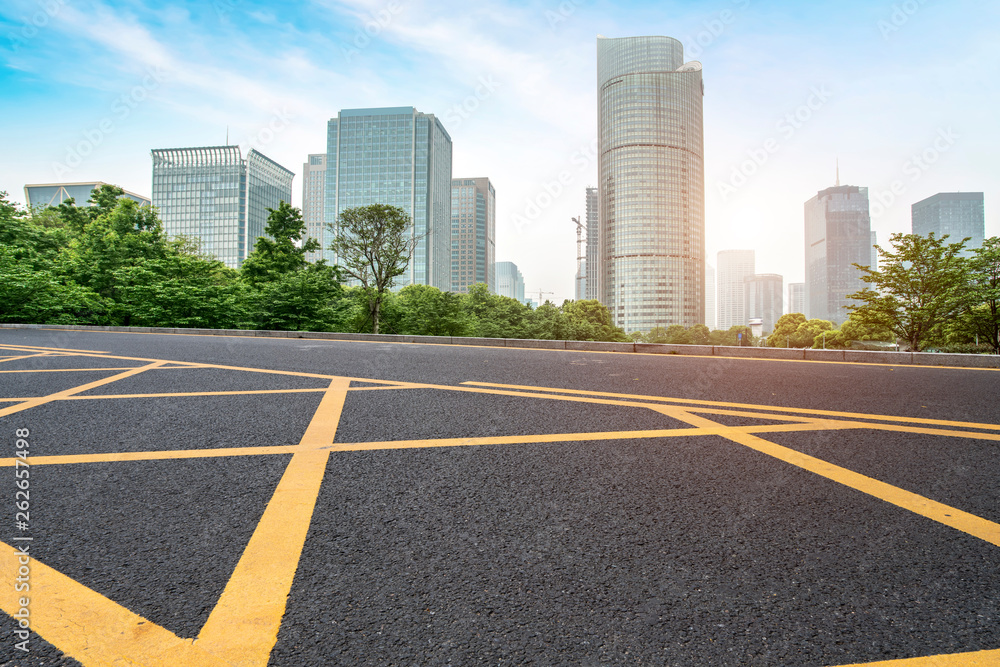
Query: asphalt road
0,328,998,666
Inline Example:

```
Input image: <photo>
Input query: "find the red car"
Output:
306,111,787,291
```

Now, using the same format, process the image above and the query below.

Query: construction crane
573,216,585,295
530,289,554,307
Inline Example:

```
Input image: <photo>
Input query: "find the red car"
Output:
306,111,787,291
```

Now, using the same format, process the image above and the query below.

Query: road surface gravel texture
0,329,997,666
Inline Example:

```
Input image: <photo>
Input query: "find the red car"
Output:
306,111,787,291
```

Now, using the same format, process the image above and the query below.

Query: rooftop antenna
835,158,840,187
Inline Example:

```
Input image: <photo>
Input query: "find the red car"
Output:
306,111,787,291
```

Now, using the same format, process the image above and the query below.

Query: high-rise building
911,192,985,257
24,182,150,209
584,186,600,301
325,106,452,289
870,231,878,271
716,250,755,330
804,185,871,325
787,282,805,315
495,261,525,303
151,145,293,268
451,177,496,293
745,273,783,334
575,257,586,301
302,154,326,263
597,35,705,332
705,264,716,330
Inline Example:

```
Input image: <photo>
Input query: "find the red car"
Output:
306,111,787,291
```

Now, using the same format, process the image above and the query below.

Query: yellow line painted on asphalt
668,409,1000,548
0,342,108,354
194,377,350,666
462,381,1000,432
0,361,167,418
0,352,54,364
0,366,146,373
64,388,331,400
831,647,1000,666
0,445,301,467
0,542,230,666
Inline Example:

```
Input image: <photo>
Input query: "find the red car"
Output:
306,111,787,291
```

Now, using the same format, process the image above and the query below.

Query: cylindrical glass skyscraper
597,36,705,332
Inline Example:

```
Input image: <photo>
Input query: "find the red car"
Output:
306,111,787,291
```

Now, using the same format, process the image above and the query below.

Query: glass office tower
744,273,783,334
912,192,985,257
451,177,496,293
804,185,871,325
584,186,600,301
495,261,525,303
151,146,293,268
597,35,705,332
302,154,327,263
24,182,150,209
325,107,452,290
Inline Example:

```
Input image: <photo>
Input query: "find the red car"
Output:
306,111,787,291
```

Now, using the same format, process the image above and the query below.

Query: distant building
911,192,985,257
575,258,586,301
496,261,525,303
745,273,783,334
804,185,871,325
151,145,294,268
597,35,704,331
584,186,600,301
870,231,878,271
717,250,755,330
326,106,452,289
24,182,150,209
302,154,326,263
787,282,805,315
451,177,496,293
705,264,716,329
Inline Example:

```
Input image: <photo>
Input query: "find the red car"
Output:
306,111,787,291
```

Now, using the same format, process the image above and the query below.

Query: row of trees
0,187,628,342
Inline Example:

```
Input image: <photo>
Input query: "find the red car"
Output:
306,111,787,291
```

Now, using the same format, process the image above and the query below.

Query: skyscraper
585,186,599,301
744,273,783,334
325,106,452,290
302,154,326,263
495,261,525,303
451,177,496,293
705,264,716,330
804,185,871,325
716,250,755,330
151,145,294,268
597,35,705,332
24,182,150,209
787,282,805,315
911,192,985,257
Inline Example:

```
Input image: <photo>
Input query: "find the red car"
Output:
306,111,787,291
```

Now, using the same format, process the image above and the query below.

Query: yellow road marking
0,366,146,373
0,542,229,666
666,409,1000,548
0,352,54,365
64,388,330,400
0,342,108,354
463,381,1000,432
0,361,167,418
832,647,1000,666
194,378,350,666
0,445,301,467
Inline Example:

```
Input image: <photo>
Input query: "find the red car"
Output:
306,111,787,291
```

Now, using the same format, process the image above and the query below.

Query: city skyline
2,0,999,305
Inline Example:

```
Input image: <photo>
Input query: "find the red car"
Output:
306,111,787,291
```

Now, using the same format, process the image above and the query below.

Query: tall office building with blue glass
151,146,293,268
325,107,453,290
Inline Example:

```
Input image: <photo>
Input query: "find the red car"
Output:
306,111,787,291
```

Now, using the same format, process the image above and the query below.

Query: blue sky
2,0,998,305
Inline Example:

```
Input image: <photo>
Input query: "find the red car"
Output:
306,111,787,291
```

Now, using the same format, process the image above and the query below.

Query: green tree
687,324,712,346
252,263,346,332
396,284,475,336
241,201,320,284
560,300,628,341
330,204,415,334
848,232,969,351
463,283,531,338
767,313,806,347
955,237,1000,353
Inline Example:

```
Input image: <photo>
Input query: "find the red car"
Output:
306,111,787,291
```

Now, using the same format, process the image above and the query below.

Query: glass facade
325,107,452,290
716,249,755,330
585,186,599,301
597,36,705,333
911,192,985,257
302,154,326,263
787,282,805,315
451,177,496,293
24,182,150,209
744,273,783,334
495,261,525,303
151,146,293,268
804,185,871,325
